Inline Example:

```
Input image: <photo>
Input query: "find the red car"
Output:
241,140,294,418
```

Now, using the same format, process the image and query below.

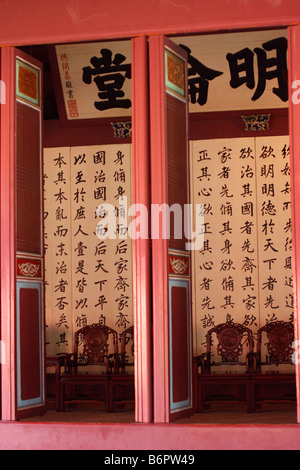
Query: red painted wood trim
19,288,41,400
171,285,189,403
16,257,42,279
1,47,44,421
0,0,298,46
0,0,298,449
149,36,191,423
149,35,170,423
1,47,17,421
43,119,132,147
131,36,152,423
166,92,188,251
0,422,299,450
288,24,300,424
16,101,41,254
189,109,288,141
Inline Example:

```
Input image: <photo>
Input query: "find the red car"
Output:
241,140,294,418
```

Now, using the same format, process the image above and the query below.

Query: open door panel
149,36,193,422
1,47,45,420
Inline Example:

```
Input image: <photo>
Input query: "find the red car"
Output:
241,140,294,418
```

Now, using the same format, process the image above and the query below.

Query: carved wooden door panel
149,36,193,422
1,47,45,419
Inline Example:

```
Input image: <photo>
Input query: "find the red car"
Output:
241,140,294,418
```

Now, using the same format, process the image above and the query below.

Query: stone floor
20,402,298,425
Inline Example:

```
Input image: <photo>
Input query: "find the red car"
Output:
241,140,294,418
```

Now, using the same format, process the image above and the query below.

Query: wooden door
149,36,193,422
1,47,45,419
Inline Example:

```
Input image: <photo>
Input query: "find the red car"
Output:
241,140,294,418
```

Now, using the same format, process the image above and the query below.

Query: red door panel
149,35,193,422
1,47,45,420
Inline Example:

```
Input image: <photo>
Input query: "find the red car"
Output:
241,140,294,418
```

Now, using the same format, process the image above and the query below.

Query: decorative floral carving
170,256,188,275
241,113,271,131
111,121,132,138
18,261,40,277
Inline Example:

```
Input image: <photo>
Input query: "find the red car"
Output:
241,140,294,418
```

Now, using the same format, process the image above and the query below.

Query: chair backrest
74,323,118,372
256,320,294,367
206,318,253,368
119,325,134,373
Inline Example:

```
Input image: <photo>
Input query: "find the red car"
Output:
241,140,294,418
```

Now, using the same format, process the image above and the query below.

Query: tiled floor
177,403,298,424
20,402,298,425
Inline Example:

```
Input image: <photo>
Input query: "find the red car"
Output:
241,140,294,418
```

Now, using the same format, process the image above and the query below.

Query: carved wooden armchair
194,318,254,412
109,325,135,412
59,323,119,412
250,321,296,411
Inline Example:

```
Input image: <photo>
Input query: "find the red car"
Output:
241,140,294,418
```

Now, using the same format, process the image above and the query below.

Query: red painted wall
43,119,131,147
0,421,300,450
0,0,299,46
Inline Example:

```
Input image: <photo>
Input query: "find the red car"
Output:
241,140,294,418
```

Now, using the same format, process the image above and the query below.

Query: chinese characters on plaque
43,144,133,355
173,30,288,112
55,30,287,120
56,41,132,120
190,136,293,354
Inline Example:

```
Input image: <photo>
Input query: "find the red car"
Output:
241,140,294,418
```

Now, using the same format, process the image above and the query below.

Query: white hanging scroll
191,138,259,353
255,136,293,324
44,144,133,355
190,136,292,357
44,147,72,355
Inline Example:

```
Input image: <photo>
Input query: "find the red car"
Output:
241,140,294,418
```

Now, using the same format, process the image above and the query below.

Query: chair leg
250,381,257,413
54,364,61,412
246,382,254,413
59,382,66,411
193,362,199,413
198,382,204,413
105,381,112,412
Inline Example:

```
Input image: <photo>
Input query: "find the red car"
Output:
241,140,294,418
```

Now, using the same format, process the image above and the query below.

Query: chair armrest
246,352,256,373
195,353,211,374
248,352,261,373
57,352,75,373
108,352,121,374
253,352,261,372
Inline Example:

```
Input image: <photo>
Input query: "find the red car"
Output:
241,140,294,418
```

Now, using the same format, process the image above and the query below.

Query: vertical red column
288,25,300,424
131,36,153,423
1,47,17,421
149,35,192,423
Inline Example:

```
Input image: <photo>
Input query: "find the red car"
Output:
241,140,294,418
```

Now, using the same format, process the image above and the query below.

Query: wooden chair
46,354,71,411
194,318,254,413
250,321,296,411
109,325,135,412
59,323,119,412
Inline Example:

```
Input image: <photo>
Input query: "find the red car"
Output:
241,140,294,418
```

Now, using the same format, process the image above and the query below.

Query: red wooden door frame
1,47,17,420
0,3,299,448
1,47,45,420
149,35,193,423
131,36,153,423
288,24,300,424
0,37,154,424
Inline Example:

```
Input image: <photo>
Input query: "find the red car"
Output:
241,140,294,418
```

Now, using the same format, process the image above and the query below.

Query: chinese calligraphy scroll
44,144,133,357
190,136,293,368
